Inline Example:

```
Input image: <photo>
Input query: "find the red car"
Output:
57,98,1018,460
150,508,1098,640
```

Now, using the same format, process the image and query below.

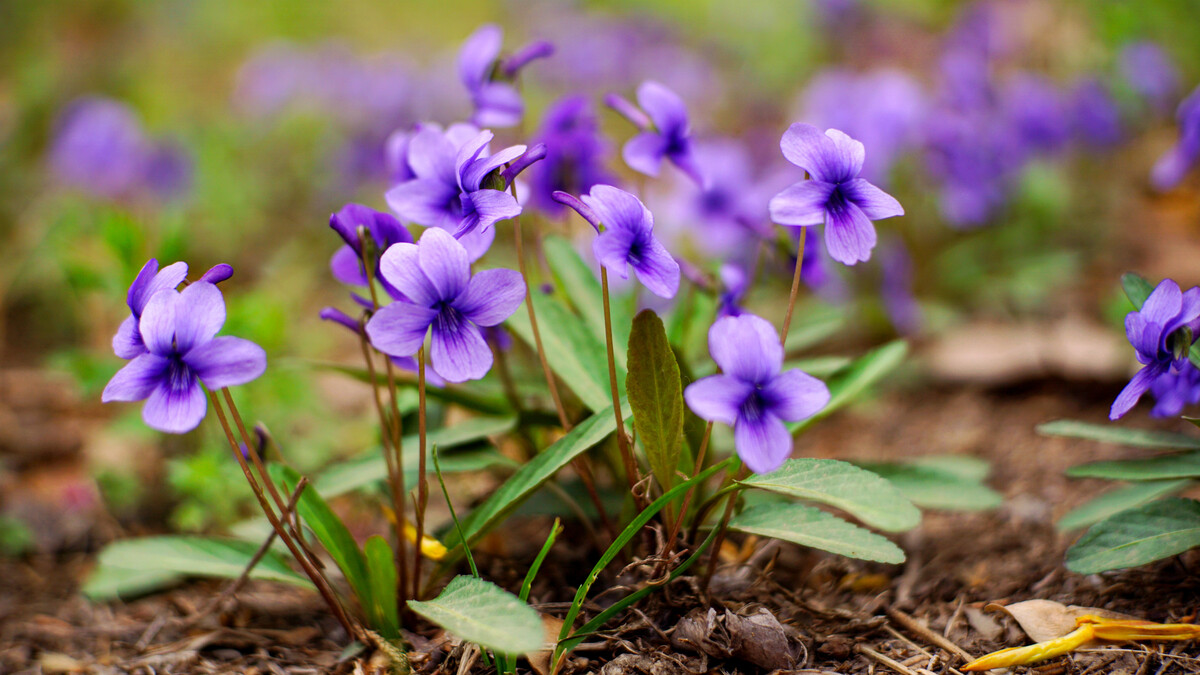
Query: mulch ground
4,377,1200,674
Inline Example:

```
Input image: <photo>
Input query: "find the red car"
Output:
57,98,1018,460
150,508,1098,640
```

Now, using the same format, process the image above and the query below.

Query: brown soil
4,378,1200,674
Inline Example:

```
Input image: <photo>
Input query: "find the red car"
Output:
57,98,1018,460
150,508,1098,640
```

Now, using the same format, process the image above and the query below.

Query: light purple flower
458,25,552,129
606,81,704,186
1151,85,1200,191
879,238,921,335
1111,279,1200,420
1069,79,1123,149
1149,363,1200,418
553,185,680,299
716,264,749,319
113,259,189,359
527,95,614,217
365,229,525,383
769,124,904,265
1002,75,1071,157
684,314,830,474
103,282,267,433
328,203,413,293
385,125,531,260
1119,41,1180,114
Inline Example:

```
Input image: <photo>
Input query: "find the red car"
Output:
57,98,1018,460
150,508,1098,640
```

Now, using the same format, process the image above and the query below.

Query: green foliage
730,502,905,564
409,576,543,656
1058,480,1193,532
83,535,313,601
0,515,34,557
1066,498,1200,574
543,235,631,368
787,340,908,434
1067,452,1200,481
1039,420,1200,450
1122,272,1154,309
443,404,628,552
855,456,1002,512
506,291,619,411
363,536,401,640
168,447,250,531
626,310,684,491
739,458,920,532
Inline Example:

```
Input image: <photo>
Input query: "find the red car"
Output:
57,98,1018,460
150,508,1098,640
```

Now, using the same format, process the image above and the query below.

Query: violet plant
84,21,981,667
1041,273,1200,575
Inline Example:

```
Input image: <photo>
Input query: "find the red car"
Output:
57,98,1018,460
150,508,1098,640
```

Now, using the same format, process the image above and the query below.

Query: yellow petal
404,521,448,560
962,624,1095,671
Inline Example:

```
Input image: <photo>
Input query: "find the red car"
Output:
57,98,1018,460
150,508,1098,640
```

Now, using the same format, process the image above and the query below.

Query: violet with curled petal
365,229,525,383
113,259,188,359
103,282,267,434
684,314,830,474
555,185,680,299
769,124,905,265
458,25,552,129
1110,279,1200,420
607,81,704,187
328,203,413,293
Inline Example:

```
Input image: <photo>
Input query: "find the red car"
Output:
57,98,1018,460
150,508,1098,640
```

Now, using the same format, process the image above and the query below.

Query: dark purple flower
1111,279,1200,420
1119,41,1180,113
141,141,193,201
606,81,704,186
1151,85,1200,191
103,282,267,433
1069,79,1123,149
716,264,749,319
684,314,830,474
328,203,413,293
1149,363,1200,418
365,229,525,383
49,98,148,199
458,25,553,129
1002,75,1071,157
527,95,614,216
554,185,680,299
769,124,904,265
385,125,529,260
113,259,189,359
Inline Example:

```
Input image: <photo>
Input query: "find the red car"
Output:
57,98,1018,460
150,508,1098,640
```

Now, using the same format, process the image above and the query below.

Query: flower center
739,388,768,423
435,304,467,335
167,354,195,394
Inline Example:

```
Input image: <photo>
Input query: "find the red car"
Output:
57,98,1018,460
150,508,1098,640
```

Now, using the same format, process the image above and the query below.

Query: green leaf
444,404,628,550
782,304,846,353
1066,498,1200,574
1066,452,1200,480
784,356,852,378
1058,480,1193,531
363,535,401,639
409,576,543,656
315,417,516,497
855,459,1002,512
1121,272,1154,309
740,458,920,531
1038,420,1200,449
83,536,312,601
271,465,372,620
626,310,684,491
506,291,617,411
543,235,631,368
788,340,908,434
730,502,905,564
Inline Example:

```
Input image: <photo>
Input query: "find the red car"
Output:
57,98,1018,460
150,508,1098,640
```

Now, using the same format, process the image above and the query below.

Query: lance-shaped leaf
730,502,905,564
1066,452,1200,480
409,575,543,655
1058,480,1193,531
83,536,312,601
543,235,631,368
364,535,401,640
1067,497,1200,573
626,310,684,491
1039,420,1200,450
1121,272,1154,309
740,458,920,532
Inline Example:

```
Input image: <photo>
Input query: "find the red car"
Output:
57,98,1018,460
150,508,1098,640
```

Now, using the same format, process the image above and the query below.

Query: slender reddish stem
779,226,807,346
600,268,642,504
413,345,429,597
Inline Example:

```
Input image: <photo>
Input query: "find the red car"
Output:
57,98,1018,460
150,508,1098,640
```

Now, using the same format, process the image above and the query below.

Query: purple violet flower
328,203,413,294
1149,364,1200,418
385,125,535,260
1069,79,1123,149
684,314,830,474
1110,279,1200,420
528,95,614,217
113,259,189,359
1119,41,1180,114
606,81,704,187
458,25,553,129
553,185,680,299
768,124,905,266
716,263,749,319
879,238,921,335
103,282,267,433
1151,85,1200,191
365,228,525,383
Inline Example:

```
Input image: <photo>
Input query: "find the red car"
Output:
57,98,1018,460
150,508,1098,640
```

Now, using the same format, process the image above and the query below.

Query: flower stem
356,326,410,602
600,267,643,505
207,390,359,639
413,345,429,598
510,186,571,431
654,421,714,577
700,459,746,595
779,226,807,347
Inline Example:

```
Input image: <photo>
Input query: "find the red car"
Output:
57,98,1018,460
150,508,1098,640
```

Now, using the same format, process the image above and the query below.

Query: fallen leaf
985,599,1135,642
